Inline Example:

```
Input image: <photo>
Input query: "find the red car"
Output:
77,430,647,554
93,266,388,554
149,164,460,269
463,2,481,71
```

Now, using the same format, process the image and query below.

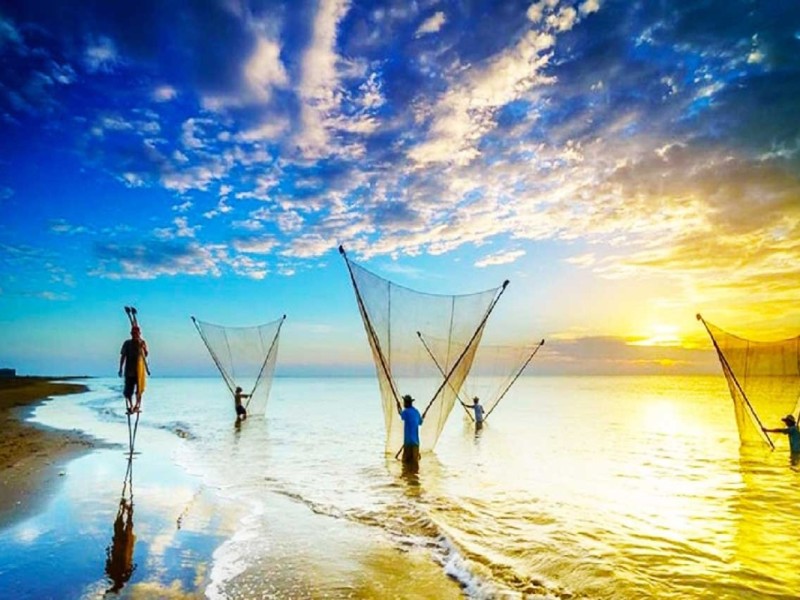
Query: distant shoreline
0,376,98,528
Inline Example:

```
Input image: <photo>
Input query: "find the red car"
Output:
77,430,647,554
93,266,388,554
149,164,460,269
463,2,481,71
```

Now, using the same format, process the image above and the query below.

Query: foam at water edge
437,535,497,599
205,502,266,600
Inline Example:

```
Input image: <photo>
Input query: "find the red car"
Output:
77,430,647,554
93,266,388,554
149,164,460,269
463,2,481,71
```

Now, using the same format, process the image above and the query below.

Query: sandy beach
0,377,97,527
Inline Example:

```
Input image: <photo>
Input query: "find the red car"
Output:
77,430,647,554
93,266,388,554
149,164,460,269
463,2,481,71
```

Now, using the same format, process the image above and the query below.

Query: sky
0,0,798,377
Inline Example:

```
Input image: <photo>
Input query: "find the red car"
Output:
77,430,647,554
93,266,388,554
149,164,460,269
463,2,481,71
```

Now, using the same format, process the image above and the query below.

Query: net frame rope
192,314,286,415
698,313,800,450
340,245,509,453
418,332,545,422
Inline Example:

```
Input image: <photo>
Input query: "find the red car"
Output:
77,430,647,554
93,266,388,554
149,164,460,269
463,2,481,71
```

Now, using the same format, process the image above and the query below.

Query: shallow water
0,375,798,599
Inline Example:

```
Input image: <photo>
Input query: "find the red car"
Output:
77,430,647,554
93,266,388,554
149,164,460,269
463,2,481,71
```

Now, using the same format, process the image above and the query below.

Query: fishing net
192,315,286,416
419,334,544,422
340,246,508,453
698,314,800,448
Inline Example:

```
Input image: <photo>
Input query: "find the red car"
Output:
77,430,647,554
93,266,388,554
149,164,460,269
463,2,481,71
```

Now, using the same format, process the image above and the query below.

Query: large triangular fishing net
698,314,800,449
418,333,544,422
191,315,286,416
340,246,508,453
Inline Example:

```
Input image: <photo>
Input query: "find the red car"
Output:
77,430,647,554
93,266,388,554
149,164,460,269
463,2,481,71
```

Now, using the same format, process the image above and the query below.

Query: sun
629,323,682,347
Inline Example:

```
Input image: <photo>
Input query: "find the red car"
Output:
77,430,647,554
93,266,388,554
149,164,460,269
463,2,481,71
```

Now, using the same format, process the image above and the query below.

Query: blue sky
0,0,798,377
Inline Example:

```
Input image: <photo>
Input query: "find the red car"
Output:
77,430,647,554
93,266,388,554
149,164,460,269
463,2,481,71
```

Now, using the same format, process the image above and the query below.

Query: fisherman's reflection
105,455,136,594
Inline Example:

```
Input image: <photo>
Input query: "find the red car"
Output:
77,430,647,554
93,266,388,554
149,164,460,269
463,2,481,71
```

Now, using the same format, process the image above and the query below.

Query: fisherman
119,326,148,414
397,394,423,472
460,396,485,428
763,414,800,456
234,386,250,421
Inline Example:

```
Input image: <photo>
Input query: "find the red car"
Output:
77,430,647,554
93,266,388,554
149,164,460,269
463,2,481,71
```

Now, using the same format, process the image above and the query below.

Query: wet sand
0,377,96,527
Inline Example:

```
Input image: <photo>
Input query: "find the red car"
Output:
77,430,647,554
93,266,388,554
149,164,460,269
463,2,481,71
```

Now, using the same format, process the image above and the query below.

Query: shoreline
0,377,98,528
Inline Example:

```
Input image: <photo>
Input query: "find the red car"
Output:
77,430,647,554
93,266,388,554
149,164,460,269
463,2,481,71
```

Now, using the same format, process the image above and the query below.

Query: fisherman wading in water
460,396,485,429
397,394,423,473
234,386,250,421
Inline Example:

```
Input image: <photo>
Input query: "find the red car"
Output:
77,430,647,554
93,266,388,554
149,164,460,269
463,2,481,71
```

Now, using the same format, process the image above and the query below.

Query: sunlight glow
629,324,682,347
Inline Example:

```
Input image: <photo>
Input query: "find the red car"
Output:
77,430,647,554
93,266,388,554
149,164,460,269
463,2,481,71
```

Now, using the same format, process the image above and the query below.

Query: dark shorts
236,404,247,417
402,444,420,465
123,376,138,400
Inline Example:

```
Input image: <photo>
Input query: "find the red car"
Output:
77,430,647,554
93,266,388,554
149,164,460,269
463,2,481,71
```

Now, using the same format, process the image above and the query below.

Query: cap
781,414,796,426
402,394,414,403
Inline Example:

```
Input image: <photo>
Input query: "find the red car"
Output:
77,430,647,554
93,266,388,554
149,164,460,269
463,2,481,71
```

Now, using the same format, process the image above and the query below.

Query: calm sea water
0,375,798,599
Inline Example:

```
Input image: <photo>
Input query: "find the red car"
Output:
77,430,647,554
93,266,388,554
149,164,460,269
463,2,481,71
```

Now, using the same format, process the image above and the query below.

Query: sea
0,375,798,599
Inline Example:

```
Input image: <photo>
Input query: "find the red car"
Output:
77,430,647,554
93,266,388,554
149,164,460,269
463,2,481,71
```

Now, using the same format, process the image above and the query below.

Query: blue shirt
400,407,423,446
472,403,485,423
783,425,800,453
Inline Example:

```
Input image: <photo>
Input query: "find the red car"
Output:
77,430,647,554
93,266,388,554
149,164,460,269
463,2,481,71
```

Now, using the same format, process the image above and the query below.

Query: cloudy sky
1,0,798,376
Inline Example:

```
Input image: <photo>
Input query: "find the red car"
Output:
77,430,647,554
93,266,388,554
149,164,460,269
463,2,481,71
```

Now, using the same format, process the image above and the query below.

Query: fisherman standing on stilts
119,323,148,414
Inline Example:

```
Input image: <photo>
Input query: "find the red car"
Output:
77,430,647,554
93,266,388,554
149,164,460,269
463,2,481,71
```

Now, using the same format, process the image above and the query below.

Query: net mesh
192,315,285,416
341,249,507,453
419,334,544,422
699,315,800,448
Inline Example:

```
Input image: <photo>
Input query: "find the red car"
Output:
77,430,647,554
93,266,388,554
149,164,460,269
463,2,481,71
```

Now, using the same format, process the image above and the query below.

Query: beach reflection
105,453,136,594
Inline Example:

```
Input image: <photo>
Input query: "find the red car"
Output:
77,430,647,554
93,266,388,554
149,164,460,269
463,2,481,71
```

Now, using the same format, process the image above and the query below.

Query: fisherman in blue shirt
763,414,800,458
398,394,423,472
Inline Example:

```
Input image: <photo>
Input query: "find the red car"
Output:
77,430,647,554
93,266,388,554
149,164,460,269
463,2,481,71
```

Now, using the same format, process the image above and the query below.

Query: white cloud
240,116,290,141
406,0,603,167
277,211,304,233
295,0,351,157
281,233,332,258
50,219,88,235
203,197,233,219
359,72,385,110
579,0,601,16
92,241,223,280
233,236,278,254
121,172,145,187
415,11,446,37
408,25,558,165
161,164,224,193
228,254,268,279
547,6,577,32
84,37,119,73
475,249,526,267
232,219,263,231
244,35,289,100
172,201,193,213
153,85,178,102
174,217,197,238
202,34,288,111
181,118,206,150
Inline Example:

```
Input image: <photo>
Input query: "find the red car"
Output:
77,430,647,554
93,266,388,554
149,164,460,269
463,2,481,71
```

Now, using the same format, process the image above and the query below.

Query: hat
781,414,796,426
402,394,414,403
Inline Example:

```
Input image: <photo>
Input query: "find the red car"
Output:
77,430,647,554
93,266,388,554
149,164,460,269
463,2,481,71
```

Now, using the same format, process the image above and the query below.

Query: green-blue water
0,375,798,599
